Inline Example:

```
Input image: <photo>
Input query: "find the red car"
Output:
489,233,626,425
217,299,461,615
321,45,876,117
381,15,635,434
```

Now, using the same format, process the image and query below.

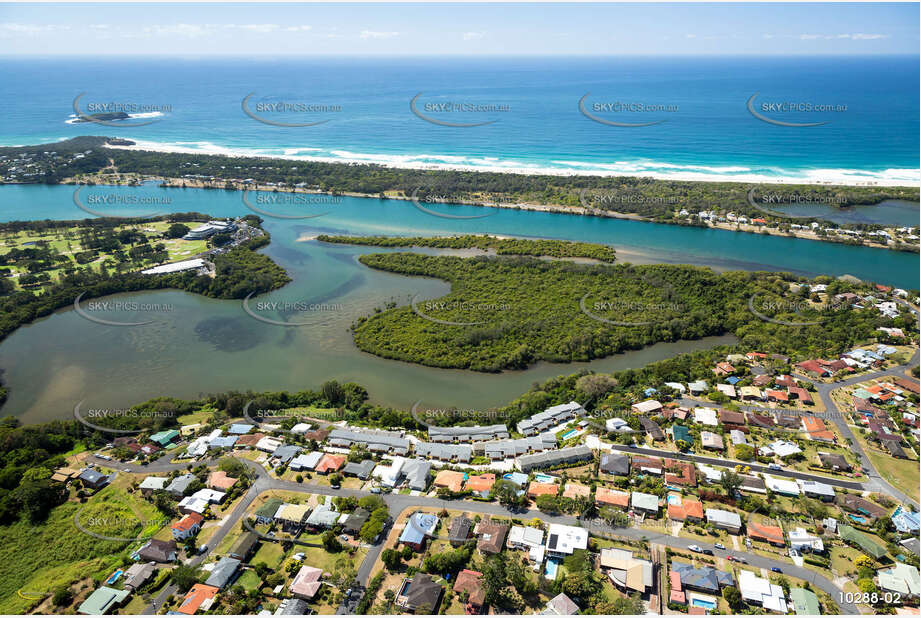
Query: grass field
852,429,920,502
251,541,285,569
236,569,263,593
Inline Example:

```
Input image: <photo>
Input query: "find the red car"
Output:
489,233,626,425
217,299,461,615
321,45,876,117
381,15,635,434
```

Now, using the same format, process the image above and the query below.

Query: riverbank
65,171,918,254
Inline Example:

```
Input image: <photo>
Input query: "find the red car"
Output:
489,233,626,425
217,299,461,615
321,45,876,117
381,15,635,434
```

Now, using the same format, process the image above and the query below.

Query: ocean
1,55,918,185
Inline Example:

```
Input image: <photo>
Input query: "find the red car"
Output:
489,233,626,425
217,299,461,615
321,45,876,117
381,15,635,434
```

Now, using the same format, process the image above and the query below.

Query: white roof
706,508,742,528
374,457,405,487
688,380,708,391
256,437,283,452
509,525,544,548
769,440,802,458
545,523,588,555
788,528,824,552
290,423,311,434
716,384,737,398
142,258,205,275
633,400,662,414
631,491,659,512
729,430,747,445
878,563,920,596
693,407,719,426
139,477,168,490
797,479,835,498
606,417,630,432
665,382,687,393
177,496,209,514
191,488,226,504
764,475,800,496
739,569,788,613
290,451,323,469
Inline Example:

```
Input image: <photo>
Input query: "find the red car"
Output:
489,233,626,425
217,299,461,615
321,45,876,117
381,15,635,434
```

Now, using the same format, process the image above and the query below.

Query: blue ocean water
0,56,918,184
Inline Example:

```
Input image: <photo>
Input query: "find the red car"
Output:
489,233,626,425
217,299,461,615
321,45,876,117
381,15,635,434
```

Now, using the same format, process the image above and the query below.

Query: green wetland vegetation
340,237,917,372
317,234,617,262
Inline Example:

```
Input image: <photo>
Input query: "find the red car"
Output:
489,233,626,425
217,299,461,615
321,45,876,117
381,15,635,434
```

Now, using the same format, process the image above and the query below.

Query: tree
482,554,507,605
322,530,343,553
723,585,742,609
575,374,619,398
170,565,200,593
492,479,523,507
720,470,743,497
536,494,562,513
165,223,190,239
381,549,402,571
52,586,73,607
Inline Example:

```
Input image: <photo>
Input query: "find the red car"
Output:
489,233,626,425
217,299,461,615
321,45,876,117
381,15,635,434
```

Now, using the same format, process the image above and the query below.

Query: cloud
143,23,216,38
360,30,399,39
0,22,70,35
798,32,890,40
285,25,312,32
462,31,485,41
228,24,281,33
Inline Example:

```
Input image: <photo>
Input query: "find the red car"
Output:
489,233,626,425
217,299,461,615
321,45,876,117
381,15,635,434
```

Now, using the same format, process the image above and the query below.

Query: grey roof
205,557,241,589
403,573,443,611
600,453,630,476
124,562,156,589
328,428,409,454
272,445,302,463
672,560,734,593
230,531,260,560
517,446,593,472
79,468,108,485
289,451,323,471
137,539,177,563
479,432,557,460
209,436,238,449
516,402,582,436
428,424,509,443
639,417,665,440
449,516,473,542
414,442,472,462
402,459,431,491
166,474,196,495
342,459,376,479
275,598,309,615
344,508,370,534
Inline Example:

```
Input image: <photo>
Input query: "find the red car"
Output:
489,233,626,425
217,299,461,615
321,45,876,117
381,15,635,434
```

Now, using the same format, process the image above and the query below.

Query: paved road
806,349,920,509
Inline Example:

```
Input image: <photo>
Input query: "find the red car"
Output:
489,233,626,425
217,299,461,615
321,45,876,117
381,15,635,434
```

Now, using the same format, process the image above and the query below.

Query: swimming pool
692,598,717,610
667,494,681,505
848,513,868,524
534,473,556,483
105,570,123,585
560,429,579,439
545,558,560,580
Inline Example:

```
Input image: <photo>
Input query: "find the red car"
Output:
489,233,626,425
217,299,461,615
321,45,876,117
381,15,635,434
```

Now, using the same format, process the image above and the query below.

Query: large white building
545,524,588,557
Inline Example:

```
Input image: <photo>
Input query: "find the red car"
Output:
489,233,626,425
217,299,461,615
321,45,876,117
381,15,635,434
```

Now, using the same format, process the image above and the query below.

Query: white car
714,543,726,550
688,545,702,553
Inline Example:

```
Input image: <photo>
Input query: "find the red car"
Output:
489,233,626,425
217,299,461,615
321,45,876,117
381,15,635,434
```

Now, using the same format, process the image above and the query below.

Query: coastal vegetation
317,234,617,262
334,238,916,372
2,137,917,239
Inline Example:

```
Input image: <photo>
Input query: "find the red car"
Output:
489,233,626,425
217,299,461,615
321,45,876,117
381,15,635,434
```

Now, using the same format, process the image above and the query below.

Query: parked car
370,487,382,494
771,567,783,573
768,463,782,471
702,549,714,555
688,545,702,553
726,555,737,562
714,543,726,550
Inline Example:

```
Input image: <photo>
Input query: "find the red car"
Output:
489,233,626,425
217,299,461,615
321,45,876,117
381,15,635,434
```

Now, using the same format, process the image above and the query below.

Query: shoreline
100,139,921,188
59,174,915,253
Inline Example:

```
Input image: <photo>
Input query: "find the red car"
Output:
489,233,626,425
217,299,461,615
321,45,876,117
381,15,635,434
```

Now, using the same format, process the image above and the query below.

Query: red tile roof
172,512,204,532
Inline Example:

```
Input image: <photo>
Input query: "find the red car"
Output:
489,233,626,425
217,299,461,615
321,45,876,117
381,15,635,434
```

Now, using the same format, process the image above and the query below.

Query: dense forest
317,234,617,262
3,137,918,233
343,244,916,372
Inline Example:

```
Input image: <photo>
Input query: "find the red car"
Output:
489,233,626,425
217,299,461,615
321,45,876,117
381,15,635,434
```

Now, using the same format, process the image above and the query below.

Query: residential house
671,560,734,594
693,407,719,427
599,453,630,476
399,512,439,551
798,479,836,502
327,428,410,455
516,401,583,436
545,523,588,557
748,521,785,546
123,562,156,591
171,512,204,540
877,563,920,598
255,498,284,525
599,548,653,593
207,471,238,491
274,503,311,532
204,557,241,589
136,539,177,563
78,468,110,491
542,593,579,615
738,569,787,613
527,481,559,499
836,495,887,522
631,491,659,515
139,476,169,496
314,454,346,474
449,516,474,546
700,431,724,451
464,473,495,498
476,520,509,554
838,524,887,559
434,470,466,493
667,497,704,522
343,508,370,537
817,452,851,472
290,565,324,599
593,486,629,508
790,588,821,616
77,587,130,615
342,459,375,480
706,508,742,534
718,409,746,427
664,460,696,487
453,569,486,614
165,473,197,497
632,400,663,415
788,528,825,553
396,573,444,613
229,531,260,562
516,446,593,472
639,417,665,441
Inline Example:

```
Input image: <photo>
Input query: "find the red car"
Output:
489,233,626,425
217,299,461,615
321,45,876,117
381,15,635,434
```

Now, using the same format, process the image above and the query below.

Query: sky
0,2,918,56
